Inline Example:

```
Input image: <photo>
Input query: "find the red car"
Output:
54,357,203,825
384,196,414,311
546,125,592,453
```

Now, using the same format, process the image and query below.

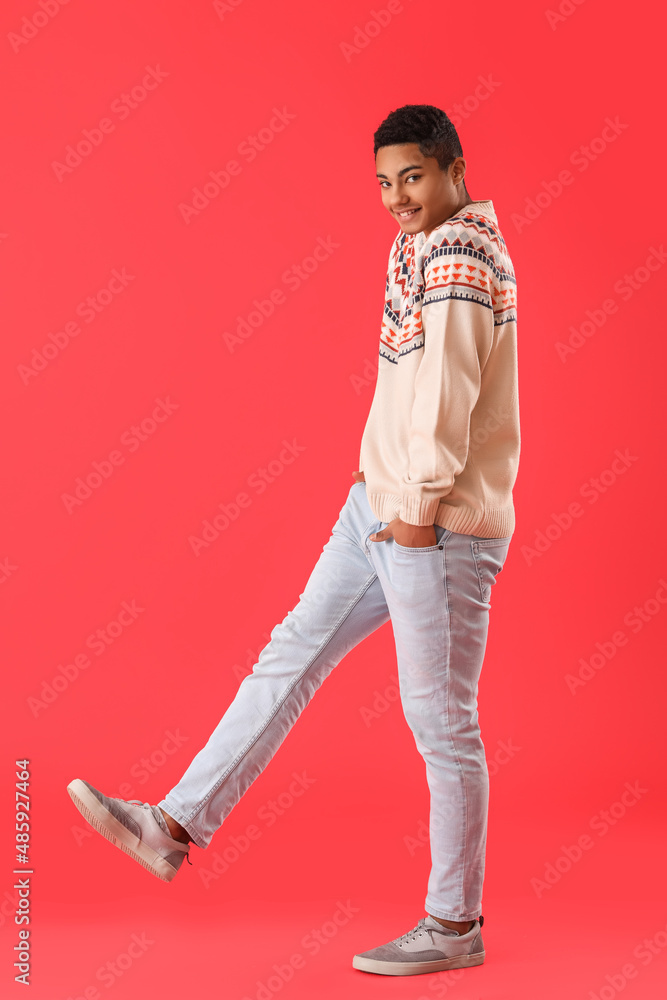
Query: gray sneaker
352,914,485,976
67,778,192,882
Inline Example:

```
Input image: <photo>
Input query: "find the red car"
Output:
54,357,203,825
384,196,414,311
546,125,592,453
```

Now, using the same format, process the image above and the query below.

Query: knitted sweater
358,199,520,537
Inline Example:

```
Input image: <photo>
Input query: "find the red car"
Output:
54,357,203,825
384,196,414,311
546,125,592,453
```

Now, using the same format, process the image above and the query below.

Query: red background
2,1,666,997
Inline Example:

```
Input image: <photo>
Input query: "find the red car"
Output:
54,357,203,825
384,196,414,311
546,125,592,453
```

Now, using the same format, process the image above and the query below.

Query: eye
379,180,390,188
406,174,421,183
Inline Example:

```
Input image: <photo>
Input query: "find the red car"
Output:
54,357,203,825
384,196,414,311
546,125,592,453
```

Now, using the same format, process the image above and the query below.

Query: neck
423,191,474,239
457,189,473,212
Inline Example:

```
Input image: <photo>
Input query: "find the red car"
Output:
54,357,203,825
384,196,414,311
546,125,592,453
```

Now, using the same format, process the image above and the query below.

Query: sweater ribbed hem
367,492,515,539
399,494,443,526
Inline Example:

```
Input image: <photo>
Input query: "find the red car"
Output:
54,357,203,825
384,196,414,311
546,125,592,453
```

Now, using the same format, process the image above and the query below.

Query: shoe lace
396,918,430,947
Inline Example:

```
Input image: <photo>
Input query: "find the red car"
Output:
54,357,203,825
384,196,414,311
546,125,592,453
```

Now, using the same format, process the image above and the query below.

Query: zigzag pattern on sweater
380,210,517,363
381,232,424,363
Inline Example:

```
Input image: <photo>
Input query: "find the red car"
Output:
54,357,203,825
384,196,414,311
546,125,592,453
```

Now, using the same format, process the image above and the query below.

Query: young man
67,104,520,977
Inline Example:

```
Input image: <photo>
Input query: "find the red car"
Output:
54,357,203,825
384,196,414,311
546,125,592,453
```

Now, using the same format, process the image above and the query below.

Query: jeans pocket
392,524,450,554
471,537,511,604
393,540,442,554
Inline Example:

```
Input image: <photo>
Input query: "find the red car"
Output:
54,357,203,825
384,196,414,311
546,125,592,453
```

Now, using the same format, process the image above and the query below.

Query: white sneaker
67,778,192,882
352,914,485,976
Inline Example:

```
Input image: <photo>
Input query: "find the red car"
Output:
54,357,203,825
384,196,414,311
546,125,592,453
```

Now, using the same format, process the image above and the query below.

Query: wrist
393,519,437,547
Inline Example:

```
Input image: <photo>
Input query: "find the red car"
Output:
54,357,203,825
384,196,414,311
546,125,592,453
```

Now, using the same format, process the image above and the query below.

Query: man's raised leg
157,482,391,850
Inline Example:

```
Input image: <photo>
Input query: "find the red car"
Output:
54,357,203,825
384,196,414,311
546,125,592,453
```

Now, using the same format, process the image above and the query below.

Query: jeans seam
471,542,487,604
471,538,510,604
342,487,377,555
362,517,378,543
157,802,205,850
184,570,380,826
442,537,468,913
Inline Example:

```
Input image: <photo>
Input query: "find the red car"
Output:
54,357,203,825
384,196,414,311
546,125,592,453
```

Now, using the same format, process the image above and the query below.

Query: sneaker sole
352,951,485,975
66,779,180,883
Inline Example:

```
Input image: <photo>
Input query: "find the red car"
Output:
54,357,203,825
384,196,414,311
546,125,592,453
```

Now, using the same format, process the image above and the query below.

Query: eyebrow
376,164,423,179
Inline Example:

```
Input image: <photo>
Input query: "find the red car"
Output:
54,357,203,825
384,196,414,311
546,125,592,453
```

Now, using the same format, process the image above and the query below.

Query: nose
390,195,416,214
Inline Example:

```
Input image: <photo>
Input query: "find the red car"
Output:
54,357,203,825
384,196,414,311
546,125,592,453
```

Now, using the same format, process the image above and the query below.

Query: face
375,142,468,238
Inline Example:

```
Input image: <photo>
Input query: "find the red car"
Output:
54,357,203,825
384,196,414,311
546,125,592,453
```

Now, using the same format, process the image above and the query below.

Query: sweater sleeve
398,249,495,526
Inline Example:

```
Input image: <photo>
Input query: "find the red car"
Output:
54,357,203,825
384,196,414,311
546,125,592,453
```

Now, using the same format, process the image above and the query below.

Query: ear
451,156,467,185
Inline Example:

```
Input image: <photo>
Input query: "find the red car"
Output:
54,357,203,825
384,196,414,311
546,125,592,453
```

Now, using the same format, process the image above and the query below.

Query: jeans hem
425,901,482,922
157,798,208,851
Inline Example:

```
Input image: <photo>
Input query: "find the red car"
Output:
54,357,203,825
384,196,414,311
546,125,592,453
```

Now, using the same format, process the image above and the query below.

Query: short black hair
373,104,468,189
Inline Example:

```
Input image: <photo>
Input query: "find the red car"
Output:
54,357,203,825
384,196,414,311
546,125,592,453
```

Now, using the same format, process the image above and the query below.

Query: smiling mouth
396,208,421,219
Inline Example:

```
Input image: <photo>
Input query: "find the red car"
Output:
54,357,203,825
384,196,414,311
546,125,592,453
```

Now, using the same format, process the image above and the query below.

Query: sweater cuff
399,494,442,527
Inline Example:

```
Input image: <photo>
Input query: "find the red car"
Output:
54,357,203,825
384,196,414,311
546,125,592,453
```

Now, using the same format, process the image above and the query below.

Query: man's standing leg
367,521,512,922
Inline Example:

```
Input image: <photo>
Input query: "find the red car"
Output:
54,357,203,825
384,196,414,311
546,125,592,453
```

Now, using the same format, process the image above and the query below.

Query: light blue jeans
159,481,512,921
